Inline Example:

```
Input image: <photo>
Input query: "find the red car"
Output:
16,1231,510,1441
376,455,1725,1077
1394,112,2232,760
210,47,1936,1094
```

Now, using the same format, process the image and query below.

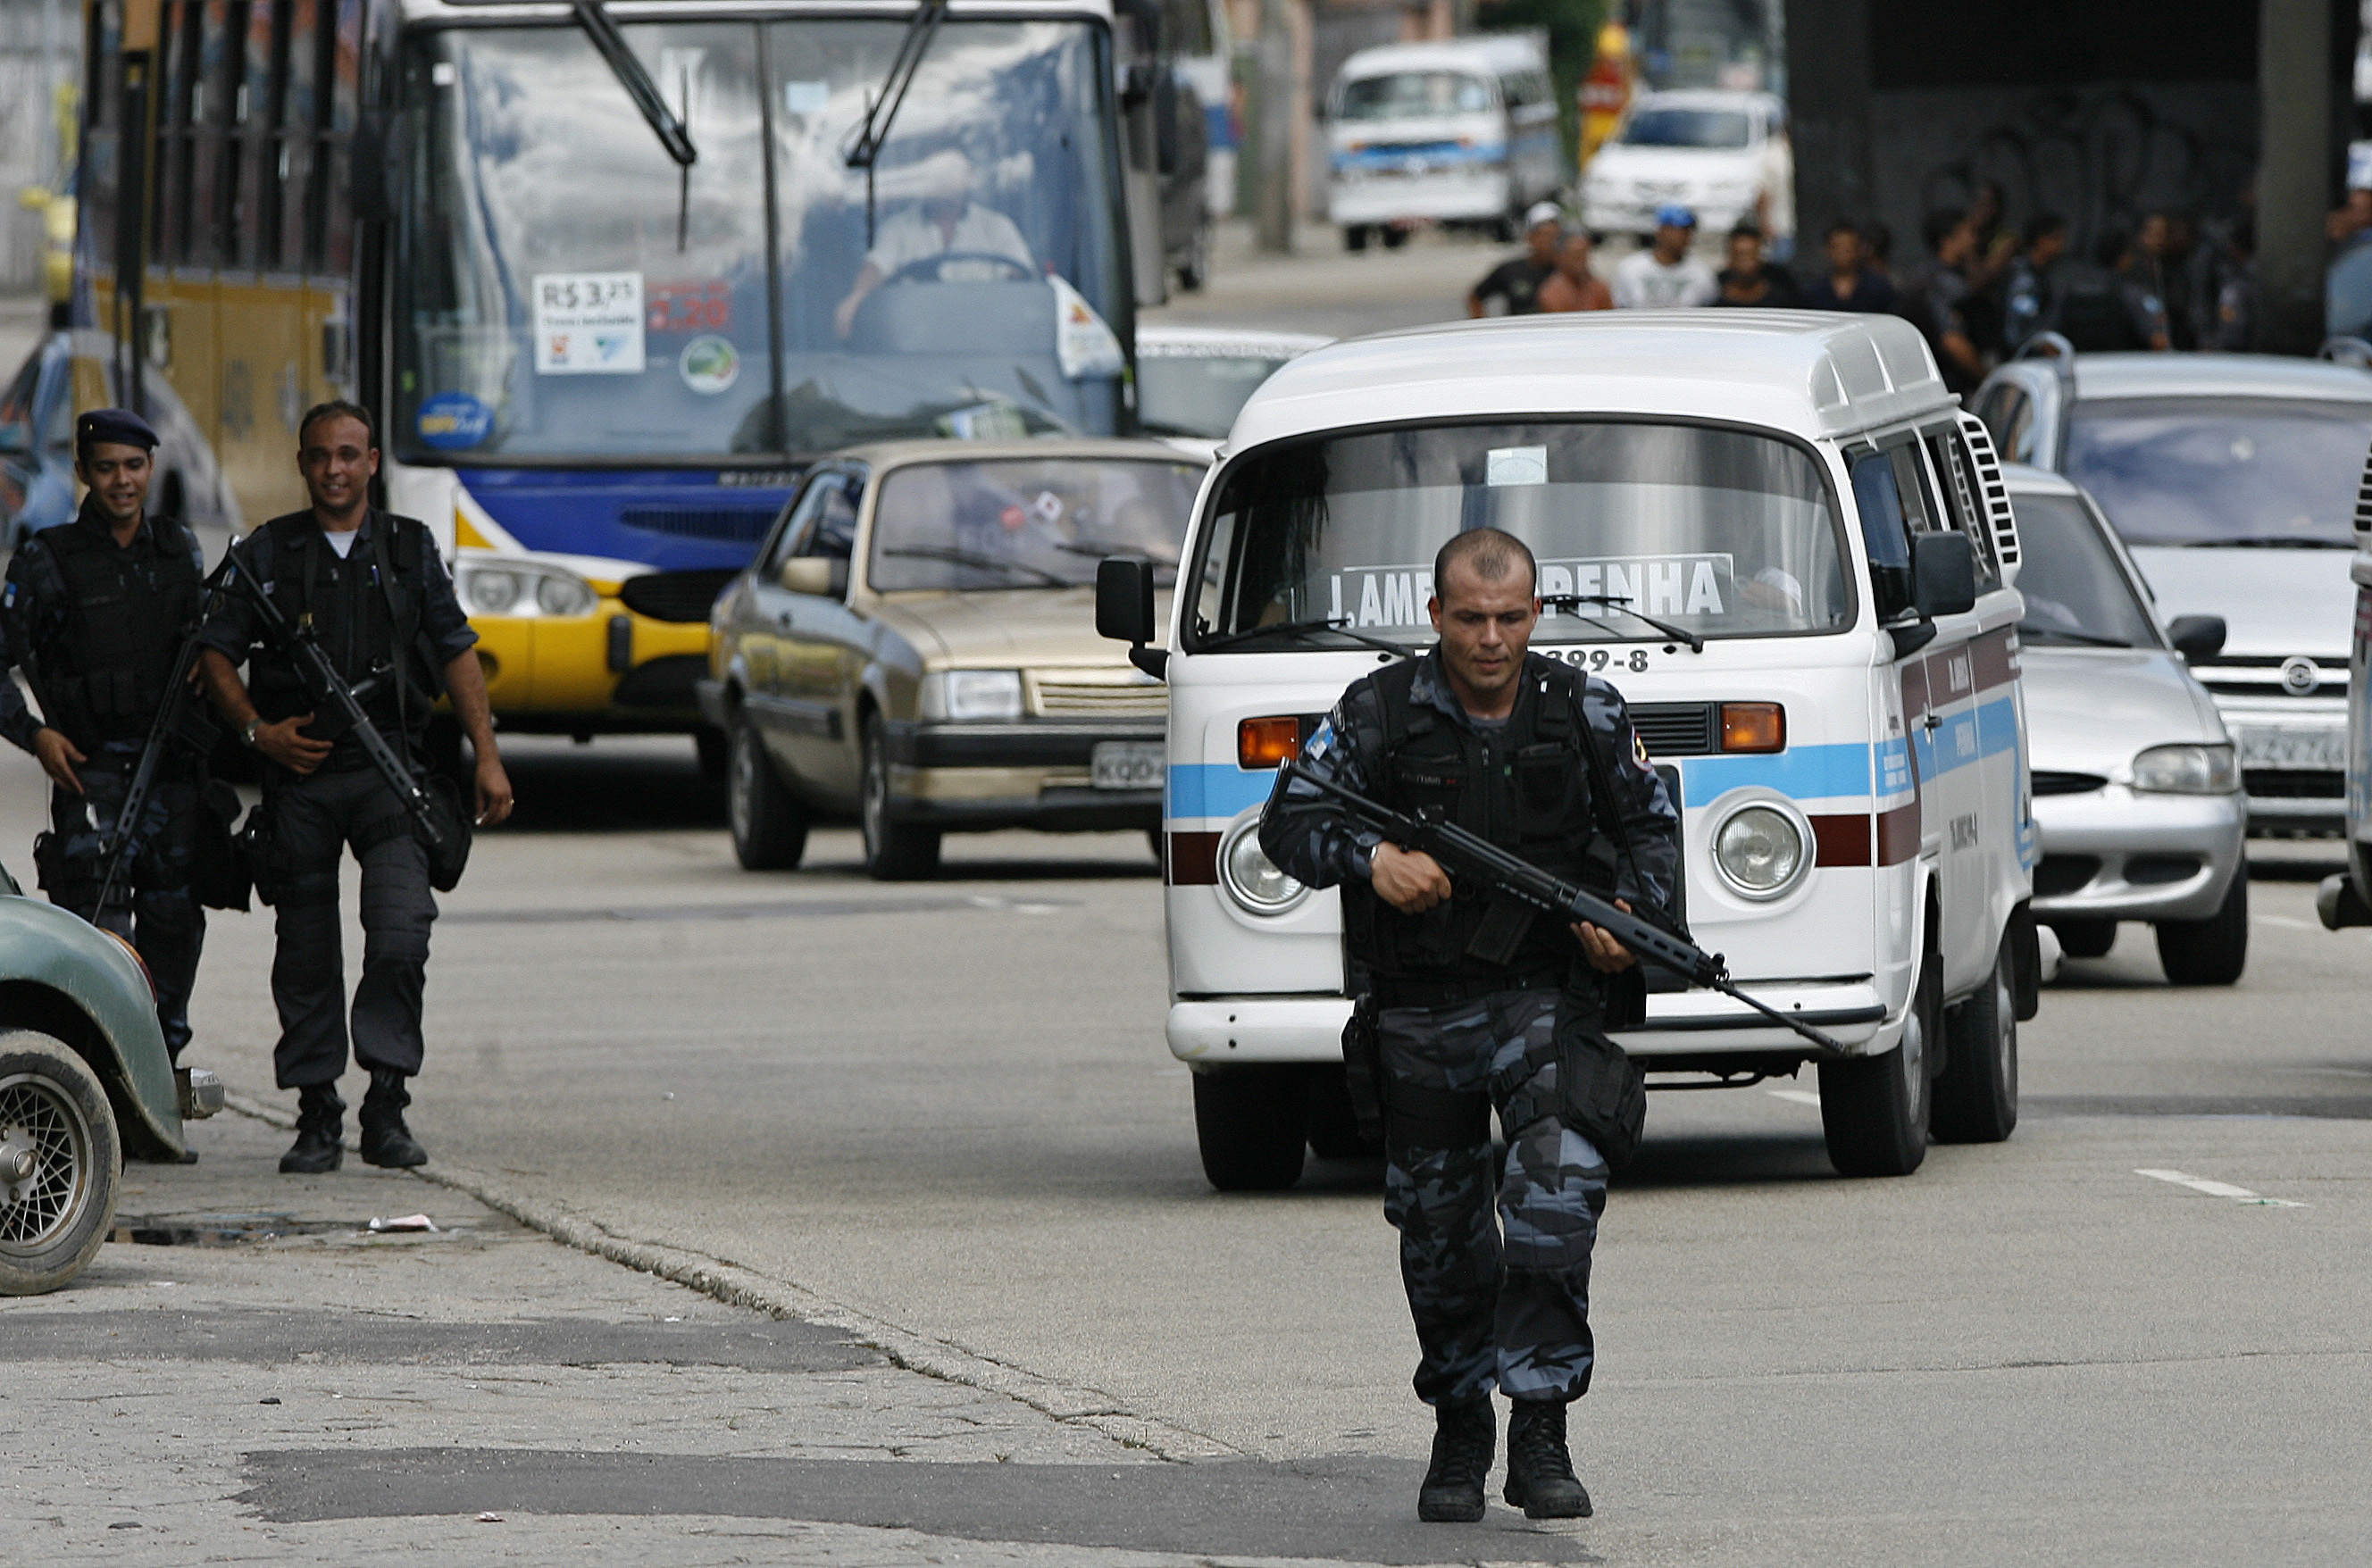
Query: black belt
1369,968,1572,1011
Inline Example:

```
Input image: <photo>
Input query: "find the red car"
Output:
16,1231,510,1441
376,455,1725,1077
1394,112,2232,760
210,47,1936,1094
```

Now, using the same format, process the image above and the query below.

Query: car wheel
1192,1067,1309,1191
2156,868,2248,987
0,1030,121,1296
1342,224,1371,253
727,718,807,872
2051,918,2116,960
1819,944,1935,1177
860,717,940,881
1934,937,2018,1144
1380,225,1409,250
694,724,729,783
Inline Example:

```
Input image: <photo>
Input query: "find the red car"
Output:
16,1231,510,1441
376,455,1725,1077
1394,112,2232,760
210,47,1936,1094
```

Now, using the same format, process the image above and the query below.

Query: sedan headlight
2130,742,2240,795
456,557,598,620
921,669,1025,721
1218,815,1307,914
1713,803,1809,899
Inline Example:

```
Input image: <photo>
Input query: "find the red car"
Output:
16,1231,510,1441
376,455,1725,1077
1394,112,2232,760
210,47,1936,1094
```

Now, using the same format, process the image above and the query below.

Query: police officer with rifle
195,400,513,1174
1257,529,1681,1525
0,409,217,1065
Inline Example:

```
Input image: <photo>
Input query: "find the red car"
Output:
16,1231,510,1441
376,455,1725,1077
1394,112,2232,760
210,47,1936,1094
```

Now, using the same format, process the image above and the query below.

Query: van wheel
1934,938,2018,1144
0,1031,121,1296
728,718,807,871
1819,951,1935,1177
1380,226,1409,250
1306,1064,1381,1160
1192,1068,1309,1191
860,717,940,880
2053,919,2116,959
2156,869,2248,986
1342,224,1371,253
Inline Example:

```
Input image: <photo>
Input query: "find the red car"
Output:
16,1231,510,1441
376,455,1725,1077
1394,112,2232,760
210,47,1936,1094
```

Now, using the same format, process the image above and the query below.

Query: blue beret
76,407,159,453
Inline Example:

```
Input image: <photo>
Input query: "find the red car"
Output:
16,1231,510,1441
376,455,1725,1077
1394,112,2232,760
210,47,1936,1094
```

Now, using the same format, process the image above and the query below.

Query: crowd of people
1467,186,2264,393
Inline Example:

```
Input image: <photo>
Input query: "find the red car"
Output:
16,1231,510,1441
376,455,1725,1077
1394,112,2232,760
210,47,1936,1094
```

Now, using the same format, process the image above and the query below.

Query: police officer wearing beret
195,400,512,1174
1258,529,1680,1524
0,408,212,1062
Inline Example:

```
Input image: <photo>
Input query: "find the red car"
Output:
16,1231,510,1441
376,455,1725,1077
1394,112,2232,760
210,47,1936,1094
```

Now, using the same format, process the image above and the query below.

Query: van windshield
1190,421,1851,647
1619,106,1752,149
1337,71,1491,121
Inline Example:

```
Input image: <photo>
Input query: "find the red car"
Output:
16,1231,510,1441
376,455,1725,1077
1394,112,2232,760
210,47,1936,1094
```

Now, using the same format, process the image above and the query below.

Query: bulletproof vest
2047,263,2148,352
1347,657,1612,985
246,511,438,739
37,513,203,749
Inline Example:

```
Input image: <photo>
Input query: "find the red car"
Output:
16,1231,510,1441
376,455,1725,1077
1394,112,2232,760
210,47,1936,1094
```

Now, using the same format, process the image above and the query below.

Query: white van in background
1324,35,1564,253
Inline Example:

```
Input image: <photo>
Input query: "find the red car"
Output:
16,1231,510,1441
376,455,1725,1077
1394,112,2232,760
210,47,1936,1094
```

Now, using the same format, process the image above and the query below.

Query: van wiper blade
843,0,950,245
2021,624,2132,647
877,545,1071,588
1541,593,1706,653
1196,617,1413,658
572,1,696,168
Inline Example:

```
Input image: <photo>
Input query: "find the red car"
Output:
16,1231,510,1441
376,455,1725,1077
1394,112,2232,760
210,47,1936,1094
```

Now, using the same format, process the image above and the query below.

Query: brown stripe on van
1808,813,1874,867
1969,625,2018,692
1875,801,1923,865
1899,658,1930,717
1167,832,1221,886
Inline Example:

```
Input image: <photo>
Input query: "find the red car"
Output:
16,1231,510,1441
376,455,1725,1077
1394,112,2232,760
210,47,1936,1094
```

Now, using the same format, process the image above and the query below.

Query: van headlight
920,669,1025,721
457,557,597,619
1218,816,1307,914
1712,802,1809,899
2130,743,2240,795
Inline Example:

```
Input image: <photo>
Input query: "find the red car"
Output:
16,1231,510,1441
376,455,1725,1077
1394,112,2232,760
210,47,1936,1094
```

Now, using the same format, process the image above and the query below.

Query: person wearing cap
1610,205,1717,310
1466,203,1565,317
0,408,212,1063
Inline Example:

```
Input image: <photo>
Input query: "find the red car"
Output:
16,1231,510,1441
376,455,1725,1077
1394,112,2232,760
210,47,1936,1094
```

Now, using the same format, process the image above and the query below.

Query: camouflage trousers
40,757,206,1061
1377,986,1608,1406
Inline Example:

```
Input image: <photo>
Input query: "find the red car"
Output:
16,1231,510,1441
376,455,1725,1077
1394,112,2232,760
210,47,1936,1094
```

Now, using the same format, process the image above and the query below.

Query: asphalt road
10,245,2372,1563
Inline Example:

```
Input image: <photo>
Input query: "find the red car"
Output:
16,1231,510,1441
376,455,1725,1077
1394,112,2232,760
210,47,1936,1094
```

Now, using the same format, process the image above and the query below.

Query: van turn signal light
1238,716,1303,771
1719,703,1785,754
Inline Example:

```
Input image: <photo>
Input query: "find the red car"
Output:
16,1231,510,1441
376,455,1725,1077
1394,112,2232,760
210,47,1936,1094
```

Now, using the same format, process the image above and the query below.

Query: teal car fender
0,884,183,1161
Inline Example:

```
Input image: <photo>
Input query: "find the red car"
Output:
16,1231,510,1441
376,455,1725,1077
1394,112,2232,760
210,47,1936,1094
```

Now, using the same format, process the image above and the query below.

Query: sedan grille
2030,770,2108,797
2243,770,2343,799
1028,671,1168,719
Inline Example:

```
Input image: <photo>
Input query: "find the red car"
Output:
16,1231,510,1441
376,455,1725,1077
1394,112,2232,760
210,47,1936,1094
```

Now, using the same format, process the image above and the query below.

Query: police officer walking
0,409,211,1062
195,400,513,1174
1259,529,1680,1523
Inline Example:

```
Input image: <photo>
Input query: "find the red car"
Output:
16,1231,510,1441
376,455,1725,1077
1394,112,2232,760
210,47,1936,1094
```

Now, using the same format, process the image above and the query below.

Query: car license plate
1091,740,1165,790
2232,722,2344,771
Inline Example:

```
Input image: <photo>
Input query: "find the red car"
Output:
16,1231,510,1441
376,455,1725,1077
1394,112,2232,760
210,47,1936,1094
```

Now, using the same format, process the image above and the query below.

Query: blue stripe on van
1678,741,1873,805
1170,763,1277,822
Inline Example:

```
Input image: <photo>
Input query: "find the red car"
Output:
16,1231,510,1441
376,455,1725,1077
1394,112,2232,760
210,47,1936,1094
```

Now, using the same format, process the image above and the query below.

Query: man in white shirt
834,150,1037,338
1610,205,1718,310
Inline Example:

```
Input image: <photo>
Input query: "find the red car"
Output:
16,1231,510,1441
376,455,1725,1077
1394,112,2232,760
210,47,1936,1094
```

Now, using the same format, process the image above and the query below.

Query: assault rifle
92,558,236,914
1285,765,1846,1052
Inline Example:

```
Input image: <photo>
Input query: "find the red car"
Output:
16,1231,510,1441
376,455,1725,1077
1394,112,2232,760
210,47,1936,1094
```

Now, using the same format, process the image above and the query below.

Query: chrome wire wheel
0,1070,97,1252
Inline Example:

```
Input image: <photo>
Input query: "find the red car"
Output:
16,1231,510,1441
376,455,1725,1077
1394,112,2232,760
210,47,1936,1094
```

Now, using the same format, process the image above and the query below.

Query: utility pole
1249,0,1295,253
2254,0,2339,353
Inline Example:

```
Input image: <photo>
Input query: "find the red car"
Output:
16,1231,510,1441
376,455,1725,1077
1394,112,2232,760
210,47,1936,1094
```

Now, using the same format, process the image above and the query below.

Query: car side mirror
780,556,846,597
1910,530,1978,620
1096,556,1165,679
2167,613,2226,662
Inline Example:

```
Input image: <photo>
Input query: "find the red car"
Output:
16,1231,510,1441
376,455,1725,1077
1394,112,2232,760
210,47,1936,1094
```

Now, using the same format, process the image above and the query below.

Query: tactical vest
1347,655,1616,988
38,513,203,749
246,511,440,739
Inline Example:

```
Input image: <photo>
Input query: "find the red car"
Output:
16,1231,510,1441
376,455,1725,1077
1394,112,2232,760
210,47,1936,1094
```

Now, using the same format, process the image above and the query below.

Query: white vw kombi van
1102,312,2037,1188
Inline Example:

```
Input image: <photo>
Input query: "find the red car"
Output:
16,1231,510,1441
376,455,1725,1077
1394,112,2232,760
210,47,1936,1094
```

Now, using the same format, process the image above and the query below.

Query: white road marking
2135,1168,2307,1206
1766,1088,1822,1106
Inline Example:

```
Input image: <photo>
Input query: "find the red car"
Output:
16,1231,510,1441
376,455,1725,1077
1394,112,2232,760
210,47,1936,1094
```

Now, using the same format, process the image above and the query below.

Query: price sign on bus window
533,271,646,375
648,280,731,334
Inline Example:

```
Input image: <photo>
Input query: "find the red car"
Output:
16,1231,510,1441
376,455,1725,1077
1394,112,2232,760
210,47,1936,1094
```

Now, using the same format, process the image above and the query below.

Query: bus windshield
396,17,1127,464
1190,421,1851,646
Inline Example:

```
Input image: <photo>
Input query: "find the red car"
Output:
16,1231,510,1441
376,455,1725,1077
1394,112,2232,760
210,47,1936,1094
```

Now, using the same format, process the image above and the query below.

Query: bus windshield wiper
842,0,950,245
1541,593,1706,654
1196,617,1413,658
572,1,697,167
2021,624,2132,647
877,545,1071,588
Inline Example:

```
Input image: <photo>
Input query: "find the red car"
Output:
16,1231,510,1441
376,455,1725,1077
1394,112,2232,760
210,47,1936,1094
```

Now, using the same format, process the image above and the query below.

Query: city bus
73,0,1162,756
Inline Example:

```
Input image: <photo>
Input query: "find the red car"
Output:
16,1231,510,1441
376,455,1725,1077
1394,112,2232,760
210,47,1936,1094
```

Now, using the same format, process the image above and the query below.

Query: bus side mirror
1910,531,1977,620
1096,556,1165,679
2167,614,2226,662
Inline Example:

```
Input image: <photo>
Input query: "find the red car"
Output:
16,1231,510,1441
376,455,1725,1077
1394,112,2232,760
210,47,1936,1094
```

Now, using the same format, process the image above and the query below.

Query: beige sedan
698,438,1202,879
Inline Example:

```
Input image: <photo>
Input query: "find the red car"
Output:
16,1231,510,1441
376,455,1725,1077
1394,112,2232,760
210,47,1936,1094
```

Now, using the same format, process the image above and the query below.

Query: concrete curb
225,1091,1238,1464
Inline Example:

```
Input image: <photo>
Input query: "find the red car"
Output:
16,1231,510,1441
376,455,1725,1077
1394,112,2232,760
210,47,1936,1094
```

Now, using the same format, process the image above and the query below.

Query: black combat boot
1416,1396,1496,1522
279,1084,345,1174
358,1069,428,1169
1503,1397,1591,1519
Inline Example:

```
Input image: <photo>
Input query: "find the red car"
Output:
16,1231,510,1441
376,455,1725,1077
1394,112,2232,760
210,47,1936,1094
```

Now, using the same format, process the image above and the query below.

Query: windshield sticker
939,403,1030,441
1486,446,1549,487
782,79,830,114
678,335,740,396
1324,554,1739,627
1051,276,1125,379
416,392,494,451
647,279,731,334
533,272,645,376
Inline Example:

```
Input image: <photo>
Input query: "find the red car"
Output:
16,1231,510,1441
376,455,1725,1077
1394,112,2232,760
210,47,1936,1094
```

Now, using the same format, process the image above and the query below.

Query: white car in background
1133,326,1331,461
1580,89,1792,245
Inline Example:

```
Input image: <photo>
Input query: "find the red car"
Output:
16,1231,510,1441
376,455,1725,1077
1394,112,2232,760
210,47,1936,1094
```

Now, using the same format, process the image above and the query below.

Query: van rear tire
1192,1068,1309,1191
1934,938,2018,1144
1819,951,1935,1177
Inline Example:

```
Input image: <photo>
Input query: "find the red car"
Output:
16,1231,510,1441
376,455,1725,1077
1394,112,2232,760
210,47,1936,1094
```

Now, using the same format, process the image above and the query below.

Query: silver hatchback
2006,464,2250,984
